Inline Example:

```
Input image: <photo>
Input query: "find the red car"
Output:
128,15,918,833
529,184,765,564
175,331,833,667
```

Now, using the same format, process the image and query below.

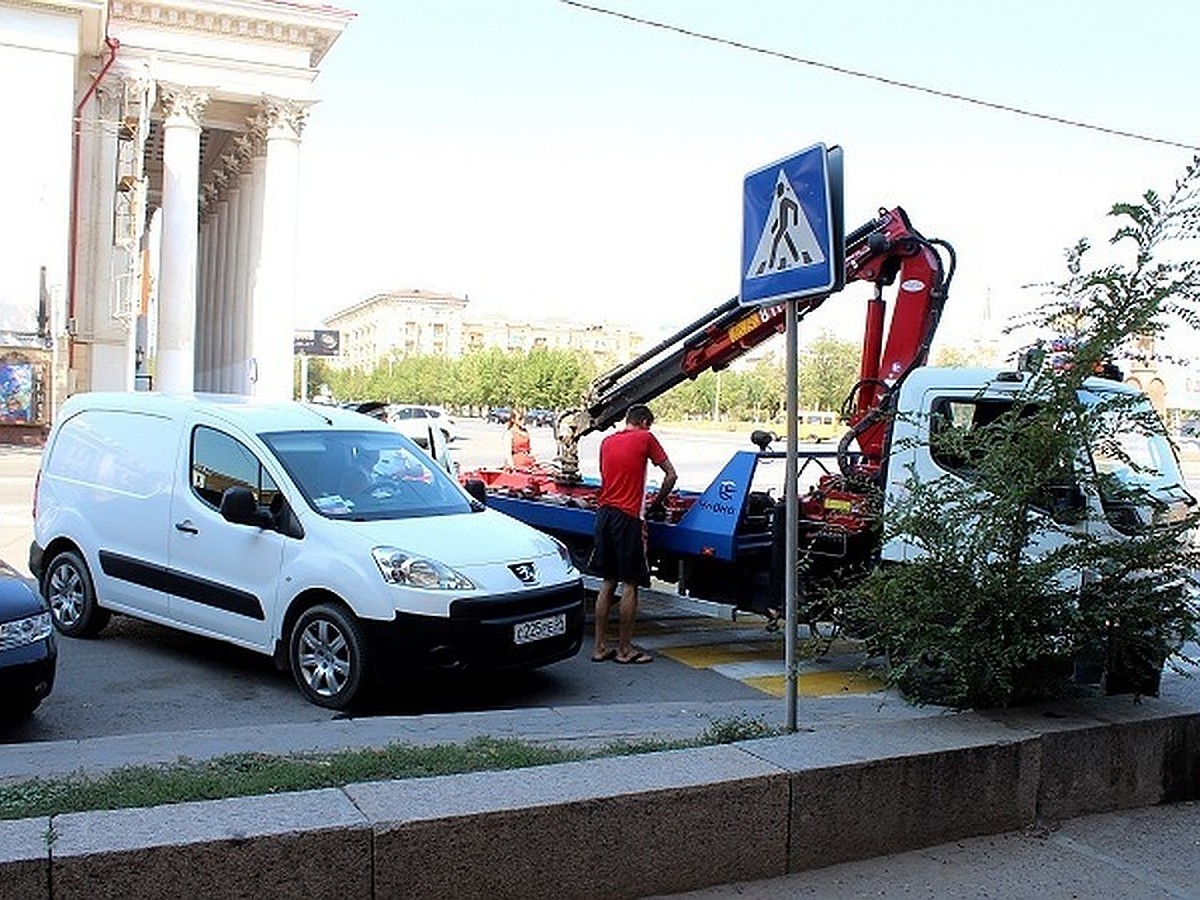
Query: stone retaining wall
2,697,1197,899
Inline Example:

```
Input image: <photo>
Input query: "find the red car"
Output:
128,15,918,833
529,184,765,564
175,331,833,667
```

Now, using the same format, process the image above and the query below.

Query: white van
30,393,584,708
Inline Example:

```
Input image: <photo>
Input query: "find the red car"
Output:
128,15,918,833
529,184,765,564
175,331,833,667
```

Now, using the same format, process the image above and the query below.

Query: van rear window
46,410,174,497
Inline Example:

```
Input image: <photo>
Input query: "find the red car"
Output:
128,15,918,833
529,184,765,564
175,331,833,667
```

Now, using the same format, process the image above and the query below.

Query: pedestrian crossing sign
740,143,841,306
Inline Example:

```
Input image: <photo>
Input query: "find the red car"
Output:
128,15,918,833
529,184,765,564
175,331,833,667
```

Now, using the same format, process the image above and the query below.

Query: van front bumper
363,579,585,675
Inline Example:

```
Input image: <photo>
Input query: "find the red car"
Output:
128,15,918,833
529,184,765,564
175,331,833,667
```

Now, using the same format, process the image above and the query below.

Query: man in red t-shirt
590,404,677,664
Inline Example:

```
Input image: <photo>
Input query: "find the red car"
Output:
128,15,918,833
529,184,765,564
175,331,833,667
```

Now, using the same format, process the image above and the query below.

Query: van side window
191,427,279,510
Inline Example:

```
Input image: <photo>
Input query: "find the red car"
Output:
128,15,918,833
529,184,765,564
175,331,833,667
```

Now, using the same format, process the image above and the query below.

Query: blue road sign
740,143,836,306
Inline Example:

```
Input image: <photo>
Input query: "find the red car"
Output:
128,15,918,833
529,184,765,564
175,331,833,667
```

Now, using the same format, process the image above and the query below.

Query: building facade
324,290,469,371
0,0,351,440
323,289,645,371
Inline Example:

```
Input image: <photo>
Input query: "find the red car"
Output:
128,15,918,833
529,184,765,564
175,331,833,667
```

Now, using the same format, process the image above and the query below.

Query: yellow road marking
744,671,886,697
660,644,778,667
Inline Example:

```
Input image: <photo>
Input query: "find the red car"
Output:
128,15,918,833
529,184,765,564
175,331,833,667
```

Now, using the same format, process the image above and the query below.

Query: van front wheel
288,603,367,709
44,550,110,638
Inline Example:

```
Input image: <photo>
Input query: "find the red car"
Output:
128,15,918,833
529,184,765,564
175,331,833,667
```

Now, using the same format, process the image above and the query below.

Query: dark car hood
0,576,45,623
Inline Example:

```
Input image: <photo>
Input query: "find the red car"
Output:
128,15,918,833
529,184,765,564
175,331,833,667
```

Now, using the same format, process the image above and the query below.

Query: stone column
241,119,268,394
77,82,121,391
198,184,219,390
232,134,255,395
218,153,242,393
250,98,308,400
155,84,208,394
212,173,231,391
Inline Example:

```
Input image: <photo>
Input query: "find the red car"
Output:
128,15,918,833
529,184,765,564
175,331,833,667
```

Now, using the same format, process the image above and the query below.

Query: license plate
514,613,566,645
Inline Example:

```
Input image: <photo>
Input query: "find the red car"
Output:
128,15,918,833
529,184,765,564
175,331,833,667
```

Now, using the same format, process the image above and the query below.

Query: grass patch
0,715,777,822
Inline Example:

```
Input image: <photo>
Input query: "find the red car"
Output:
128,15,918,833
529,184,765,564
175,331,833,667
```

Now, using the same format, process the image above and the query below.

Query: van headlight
0,611,53,650
550,536,576,572
371,547,475,590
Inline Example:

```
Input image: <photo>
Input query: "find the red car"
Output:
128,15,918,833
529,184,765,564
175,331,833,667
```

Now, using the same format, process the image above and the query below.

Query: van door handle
175,520,199,534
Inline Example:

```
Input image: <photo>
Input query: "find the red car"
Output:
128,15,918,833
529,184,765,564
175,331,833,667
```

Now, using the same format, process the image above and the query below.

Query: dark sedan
0,574,56,722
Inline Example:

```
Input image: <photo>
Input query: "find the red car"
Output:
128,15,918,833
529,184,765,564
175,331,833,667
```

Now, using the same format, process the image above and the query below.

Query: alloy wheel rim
49,565,83,626
298,619,351,697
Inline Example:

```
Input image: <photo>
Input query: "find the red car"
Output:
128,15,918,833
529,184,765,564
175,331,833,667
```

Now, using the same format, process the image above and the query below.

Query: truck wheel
288,603,368,709
43,549,110,638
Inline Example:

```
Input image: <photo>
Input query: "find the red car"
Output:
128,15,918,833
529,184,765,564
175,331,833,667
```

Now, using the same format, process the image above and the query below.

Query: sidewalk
658,800,1200,899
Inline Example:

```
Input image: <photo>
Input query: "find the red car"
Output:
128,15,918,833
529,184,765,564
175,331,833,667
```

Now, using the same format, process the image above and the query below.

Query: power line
553,0,1200,153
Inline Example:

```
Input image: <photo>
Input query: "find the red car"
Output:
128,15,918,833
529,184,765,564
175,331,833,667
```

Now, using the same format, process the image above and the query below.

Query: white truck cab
31,393,583,708
882,367,1194,566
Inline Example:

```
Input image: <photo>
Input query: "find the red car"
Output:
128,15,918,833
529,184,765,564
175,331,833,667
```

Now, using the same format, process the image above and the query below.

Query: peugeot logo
509,562,538,585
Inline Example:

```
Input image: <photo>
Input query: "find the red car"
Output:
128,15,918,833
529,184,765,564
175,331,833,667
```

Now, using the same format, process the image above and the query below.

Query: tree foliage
848,157,1200,709
306,347,597,413
798,332,860,412
305,340,861,424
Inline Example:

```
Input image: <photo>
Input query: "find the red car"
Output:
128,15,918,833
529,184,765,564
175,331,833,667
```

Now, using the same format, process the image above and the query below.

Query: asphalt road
0,421,784,745
5,418,1198,745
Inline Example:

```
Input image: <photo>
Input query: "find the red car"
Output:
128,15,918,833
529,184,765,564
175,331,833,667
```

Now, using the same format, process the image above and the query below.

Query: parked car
32,393,583,710
526,408,557,428
486,406,512,425
382,404,458,443
0,574,56,722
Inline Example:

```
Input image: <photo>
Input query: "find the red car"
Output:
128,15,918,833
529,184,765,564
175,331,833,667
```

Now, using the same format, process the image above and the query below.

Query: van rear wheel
44,549,110,638
288,603,368,709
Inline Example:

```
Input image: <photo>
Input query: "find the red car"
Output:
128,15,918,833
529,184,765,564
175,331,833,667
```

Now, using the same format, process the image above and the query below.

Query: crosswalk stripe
744,671,887,698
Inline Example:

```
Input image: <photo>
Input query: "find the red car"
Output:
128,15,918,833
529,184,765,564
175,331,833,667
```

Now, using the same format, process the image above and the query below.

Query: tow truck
460,206,954,616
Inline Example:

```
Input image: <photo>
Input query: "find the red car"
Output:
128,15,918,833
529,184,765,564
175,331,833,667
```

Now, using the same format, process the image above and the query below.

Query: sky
294,0,1199,358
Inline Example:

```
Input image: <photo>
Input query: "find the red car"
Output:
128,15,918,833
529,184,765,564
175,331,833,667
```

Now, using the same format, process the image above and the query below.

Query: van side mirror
219,486,275,529
464,479,487,506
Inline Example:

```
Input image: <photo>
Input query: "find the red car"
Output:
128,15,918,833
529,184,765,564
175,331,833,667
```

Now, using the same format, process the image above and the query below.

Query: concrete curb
2,695,1198,899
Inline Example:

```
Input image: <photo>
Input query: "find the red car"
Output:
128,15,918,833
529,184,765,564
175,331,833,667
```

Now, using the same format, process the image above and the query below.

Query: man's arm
647,456,677,516
655,457,677,498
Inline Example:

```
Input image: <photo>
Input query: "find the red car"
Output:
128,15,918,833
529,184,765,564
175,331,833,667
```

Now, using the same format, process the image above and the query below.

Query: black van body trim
98,551,265,621
361,579,585,677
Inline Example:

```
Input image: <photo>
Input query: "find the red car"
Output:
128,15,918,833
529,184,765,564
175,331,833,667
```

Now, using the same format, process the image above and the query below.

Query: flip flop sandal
614,651,653,664
591,648,617,662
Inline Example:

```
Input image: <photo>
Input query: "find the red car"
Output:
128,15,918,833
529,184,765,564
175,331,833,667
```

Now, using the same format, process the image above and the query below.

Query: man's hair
626,404,654,427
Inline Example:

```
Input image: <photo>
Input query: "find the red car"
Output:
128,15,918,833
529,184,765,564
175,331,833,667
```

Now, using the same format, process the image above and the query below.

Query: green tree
798,332,859,412
848,158,1200,709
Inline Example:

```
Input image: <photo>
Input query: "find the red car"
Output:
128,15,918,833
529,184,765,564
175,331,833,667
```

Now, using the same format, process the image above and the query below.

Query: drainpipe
67,32,121,371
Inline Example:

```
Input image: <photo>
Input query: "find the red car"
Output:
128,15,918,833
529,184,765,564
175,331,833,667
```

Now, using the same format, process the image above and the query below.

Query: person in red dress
504,410,537,471
590,404,677,665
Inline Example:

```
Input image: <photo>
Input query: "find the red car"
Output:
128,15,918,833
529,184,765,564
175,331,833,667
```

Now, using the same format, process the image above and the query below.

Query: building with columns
0,0,351,441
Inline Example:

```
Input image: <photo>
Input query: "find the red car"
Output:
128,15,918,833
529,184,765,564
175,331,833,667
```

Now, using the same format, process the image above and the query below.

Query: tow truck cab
882,367,1195,569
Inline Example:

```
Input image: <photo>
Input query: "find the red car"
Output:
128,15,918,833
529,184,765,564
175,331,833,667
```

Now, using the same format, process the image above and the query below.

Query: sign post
740,143,843,733
293,330,340,402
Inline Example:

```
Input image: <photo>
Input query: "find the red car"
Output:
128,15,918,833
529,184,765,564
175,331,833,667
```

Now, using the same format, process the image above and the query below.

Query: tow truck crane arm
553,206,954,481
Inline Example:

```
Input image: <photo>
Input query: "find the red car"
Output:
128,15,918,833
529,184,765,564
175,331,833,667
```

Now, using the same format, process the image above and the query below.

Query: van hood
339,508,561,568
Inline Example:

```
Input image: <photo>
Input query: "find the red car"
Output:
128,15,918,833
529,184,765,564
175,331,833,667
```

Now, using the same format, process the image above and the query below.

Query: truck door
885,390,1085,581
166,423,286,650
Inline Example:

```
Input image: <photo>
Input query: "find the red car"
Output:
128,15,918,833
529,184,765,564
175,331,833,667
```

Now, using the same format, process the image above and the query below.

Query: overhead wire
553,0,1200,153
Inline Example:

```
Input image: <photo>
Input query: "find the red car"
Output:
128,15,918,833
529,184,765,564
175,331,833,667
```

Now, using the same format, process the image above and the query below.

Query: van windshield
261,429,473,521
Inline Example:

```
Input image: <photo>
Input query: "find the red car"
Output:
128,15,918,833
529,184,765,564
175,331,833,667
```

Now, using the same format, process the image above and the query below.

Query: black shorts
589,506,649,587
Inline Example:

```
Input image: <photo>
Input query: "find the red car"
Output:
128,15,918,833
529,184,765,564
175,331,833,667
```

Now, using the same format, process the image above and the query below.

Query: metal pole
785,297,799,732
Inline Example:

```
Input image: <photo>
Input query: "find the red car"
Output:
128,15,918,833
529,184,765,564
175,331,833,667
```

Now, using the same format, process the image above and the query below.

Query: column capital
220,152,243,181
234,133,255,166
159,84,209,128
260,97,312,142
244,113,269,156
200,184,220,219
